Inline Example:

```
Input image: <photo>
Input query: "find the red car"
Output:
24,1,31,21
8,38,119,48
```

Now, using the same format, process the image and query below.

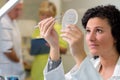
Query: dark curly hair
82,5,120,55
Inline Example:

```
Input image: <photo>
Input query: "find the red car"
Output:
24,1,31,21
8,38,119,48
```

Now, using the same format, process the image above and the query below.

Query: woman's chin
90,50,99,56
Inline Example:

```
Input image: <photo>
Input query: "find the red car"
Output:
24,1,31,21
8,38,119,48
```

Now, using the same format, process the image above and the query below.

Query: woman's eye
96,29,103,33
86,29,90,33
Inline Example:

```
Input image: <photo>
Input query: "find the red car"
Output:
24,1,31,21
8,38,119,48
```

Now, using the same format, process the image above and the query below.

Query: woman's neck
99,51,119,80
100,53,119,68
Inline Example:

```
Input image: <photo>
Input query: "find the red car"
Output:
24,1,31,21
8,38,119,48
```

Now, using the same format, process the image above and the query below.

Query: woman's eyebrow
86,26,104,29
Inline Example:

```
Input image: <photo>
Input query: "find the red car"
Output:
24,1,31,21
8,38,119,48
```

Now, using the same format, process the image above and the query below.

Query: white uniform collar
93,56,120,79
112,56,120,76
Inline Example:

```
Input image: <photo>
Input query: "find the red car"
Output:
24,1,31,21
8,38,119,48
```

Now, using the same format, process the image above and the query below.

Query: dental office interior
0,0,120,80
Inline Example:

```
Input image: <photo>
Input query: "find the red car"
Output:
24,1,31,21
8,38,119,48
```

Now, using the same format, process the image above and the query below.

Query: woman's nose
88,32,96,41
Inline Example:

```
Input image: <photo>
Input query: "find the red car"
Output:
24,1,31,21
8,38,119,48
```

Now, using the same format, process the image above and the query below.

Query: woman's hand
39,17,60,61
39,17,58,47
61,25,86,65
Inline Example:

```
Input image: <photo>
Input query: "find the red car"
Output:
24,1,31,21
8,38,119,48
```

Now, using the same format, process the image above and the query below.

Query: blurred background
1,0,120,80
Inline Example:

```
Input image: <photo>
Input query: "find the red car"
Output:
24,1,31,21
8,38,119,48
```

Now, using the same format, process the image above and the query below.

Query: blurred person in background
30,1,68,80
0,0,25,79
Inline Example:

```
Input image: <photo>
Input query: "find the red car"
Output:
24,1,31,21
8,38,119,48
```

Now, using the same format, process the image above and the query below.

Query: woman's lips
89,44,99,48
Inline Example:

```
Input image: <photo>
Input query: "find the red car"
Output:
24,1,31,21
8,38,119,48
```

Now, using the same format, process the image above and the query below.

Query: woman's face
39,11,53,20
86,17,116,56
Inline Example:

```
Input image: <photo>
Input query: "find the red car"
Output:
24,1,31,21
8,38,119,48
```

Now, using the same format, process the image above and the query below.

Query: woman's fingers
39,17,55,37
42,18,55,35
61,25,84,46
44,21,55,38
67,25,83,38
61,27,74,42
61,25,82,39
39,17,52,31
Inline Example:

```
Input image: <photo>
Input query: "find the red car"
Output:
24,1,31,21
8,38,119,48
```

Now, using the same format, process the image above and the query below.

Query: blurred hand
39,17,60,61
61,25,85,56
39,17,59,48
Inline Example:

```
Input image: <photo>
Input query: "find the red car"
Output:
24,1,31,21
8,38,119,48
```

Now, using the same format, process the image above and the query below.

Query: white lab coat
0,15,25,80
44,56,120,80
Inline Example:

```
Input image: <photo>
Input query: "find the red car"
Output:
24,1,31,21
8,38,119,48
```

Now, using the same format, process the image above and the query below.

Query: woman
30,1,67,80
39,5,120,80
